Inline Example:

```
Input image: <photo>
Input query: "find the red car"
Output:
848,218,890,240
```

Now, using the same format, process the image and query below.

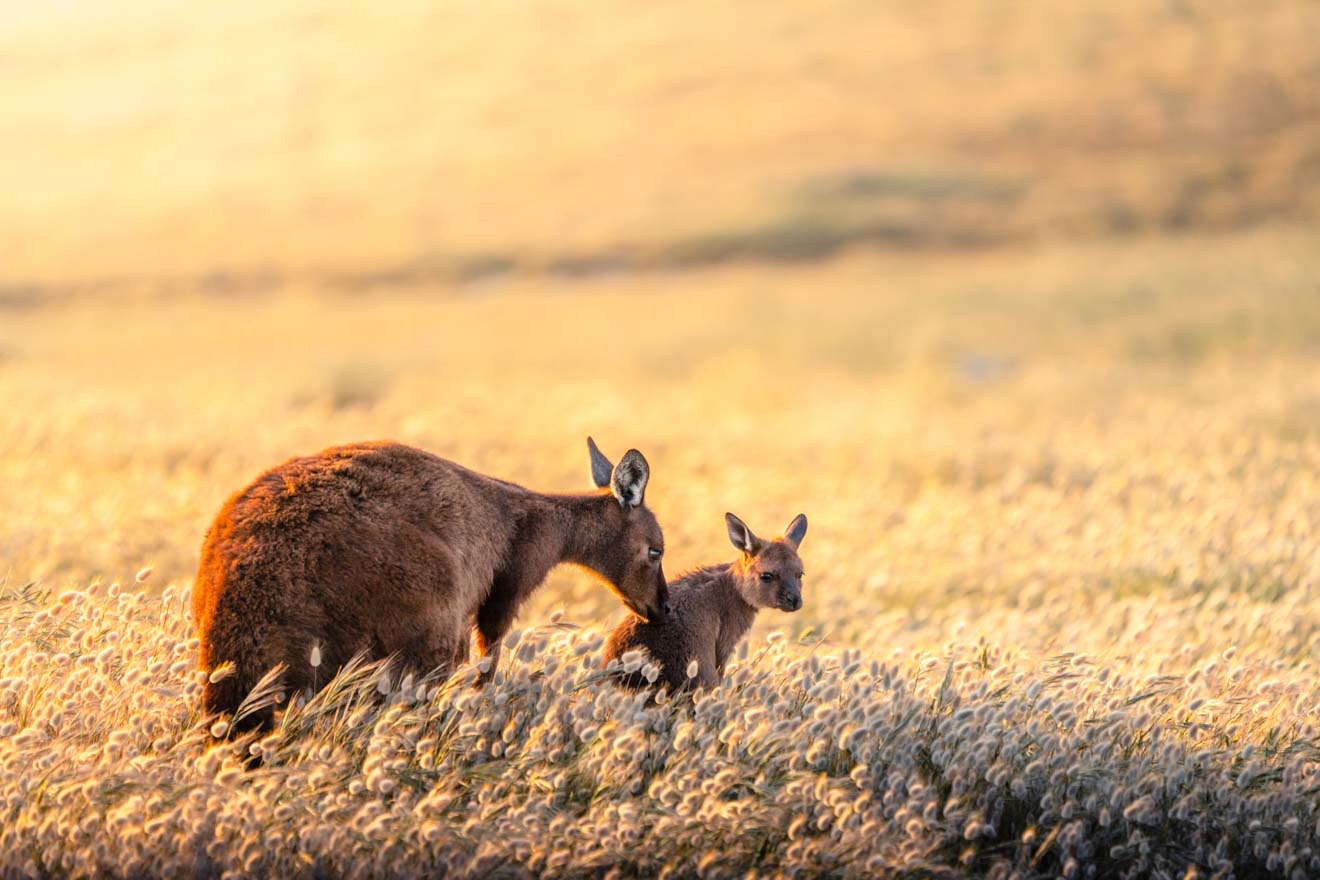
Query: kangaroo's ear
783,513,808,549
587,437,614,489
725,512,763,555
612,449,650,509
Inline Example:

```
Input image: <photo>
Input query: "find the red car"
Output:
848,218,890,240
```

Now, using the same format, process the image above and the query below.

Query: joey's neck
714,566,759,644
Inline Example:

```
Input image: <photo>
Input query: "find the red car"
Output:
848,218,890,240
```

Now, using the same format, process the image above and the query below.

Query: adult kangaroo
193,438,670,733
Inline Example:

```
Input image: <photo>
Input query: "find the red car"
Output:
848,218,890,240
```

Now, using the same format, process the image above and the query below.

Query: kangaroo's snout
627,592,669,625
780,591,802,612
648,570,671,623
647,598,672,624
645,589,672,624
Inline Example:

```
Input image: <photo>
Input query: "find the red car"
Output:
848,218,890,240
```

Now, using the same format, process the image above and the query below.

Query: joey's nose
782,593,802,612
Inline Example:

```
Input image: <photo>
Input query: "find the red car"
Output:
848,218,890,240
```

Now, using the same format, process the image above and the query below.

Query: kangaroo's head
587,437,670,624
725,512,808,612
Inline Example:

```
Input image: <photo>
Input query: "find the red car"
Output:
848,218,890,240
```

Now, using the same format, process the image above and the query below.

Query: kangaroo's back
194,441,517,729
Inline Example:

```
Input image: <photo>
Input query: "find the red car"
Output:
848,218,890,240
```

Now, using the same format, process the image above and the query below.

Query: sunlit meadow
3,0,1320,877
4,232,1320,877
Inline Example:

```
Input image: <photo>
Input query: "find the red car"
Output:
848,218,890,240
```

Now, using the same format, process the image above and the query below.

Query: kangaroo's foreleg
474,578,520,686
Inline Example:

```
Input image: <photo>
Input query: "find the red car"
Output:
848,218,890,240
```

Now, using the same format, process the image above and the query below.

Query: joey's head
725,512,808,612
586,437,670,624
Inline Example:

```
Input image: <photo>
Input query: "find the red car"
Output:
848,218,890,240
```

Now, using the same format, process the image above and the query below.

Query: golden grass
3,1,1320,872
2,225,1320,875
2,581,1317,877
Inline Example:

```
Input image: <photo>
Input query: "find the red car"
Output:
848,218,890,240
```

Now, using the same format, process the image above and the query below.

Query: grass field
4,228,1320,877
3,0,1320,876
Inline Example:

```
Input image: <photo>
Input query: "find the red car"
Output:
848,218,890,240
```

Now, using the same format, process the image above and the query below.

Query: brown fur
604,513,806,691
194,439,668,732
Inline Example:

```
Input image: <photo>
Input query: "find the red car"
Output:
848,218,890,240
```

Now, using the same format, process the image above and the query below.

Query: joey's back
605,565,750,690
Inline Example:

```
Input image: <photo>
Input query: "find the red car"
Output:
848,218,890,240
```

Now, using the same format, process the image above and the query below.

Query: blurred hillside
2,0,1318,295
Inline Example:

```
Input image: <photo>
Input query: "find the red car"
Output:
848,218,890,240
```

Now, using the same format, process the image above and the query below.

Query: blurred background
3,1,1320,651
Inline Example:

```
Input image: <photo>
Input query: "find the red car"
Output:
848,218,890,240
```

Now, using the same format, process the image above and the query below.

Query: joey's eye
759,572,775,582
648,548,662,563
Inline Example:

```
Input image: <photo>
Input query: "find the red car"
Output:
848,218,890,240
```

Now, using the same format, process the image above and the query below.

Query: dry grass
3,1,1320,874
1,569,1317,877
2,225,1320,876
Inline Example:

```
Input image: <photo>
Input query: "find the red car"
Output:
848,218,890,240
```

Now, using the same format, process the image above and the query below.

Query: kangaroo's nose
784,594,802,612
663,600,673,618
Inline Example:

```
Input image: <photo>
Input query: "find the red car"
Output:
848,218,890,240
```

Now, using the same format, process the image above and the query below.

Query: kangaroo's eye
648,548,662,562
759,572,775,582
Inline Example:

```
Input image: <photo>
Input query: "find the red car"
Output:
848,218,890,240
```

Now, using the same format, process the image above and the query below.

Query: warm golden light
1,1,1318,876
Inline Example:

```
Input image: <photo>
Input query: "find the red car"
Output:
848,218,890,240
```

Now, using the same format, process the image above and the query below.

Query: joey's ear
725,512,762,555
587,437,614,489
783,513,808,549
611,449,650,509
